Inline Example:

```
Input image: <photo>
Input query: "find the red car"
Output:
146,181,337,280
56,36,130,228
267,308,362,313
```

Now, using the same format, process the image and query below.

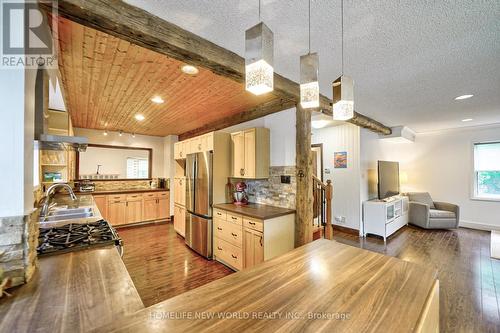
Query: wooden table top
96,239,437,333
0,247,144,333
213,203,295,220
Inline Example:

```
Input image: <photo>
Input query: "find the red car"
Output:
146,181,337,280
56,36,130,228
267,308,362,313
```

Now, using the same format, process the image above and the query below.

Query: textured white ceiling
125,0,500,133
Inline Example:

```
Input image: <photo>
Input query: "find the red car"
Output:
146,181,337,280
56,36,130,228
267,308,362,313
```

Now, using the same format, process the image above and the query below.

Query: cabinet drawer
214,218,243,247
214,237,243,270
108,194,126,202
126,193,143,201
157,191,169,198
213,208,226,220
143,192,158,199
243,216,263,232
226,212,243,225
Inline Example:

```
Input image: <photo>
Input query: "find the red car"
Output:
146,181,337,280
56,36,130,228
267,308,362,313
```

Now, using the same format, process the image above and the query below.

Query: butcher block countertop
95,239,439,333
213,203,295,220
0,247,144,333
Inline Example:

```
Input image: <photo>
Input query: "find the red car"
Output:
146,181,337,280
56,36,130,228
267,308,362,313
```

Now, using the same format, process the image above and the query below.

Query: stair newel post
324,180,333,240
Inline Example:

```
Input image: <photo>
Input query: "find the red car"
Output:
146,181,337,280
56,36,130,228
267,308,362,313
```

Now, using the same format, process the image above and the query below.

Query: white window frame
126,157,149,179
471,140,500,202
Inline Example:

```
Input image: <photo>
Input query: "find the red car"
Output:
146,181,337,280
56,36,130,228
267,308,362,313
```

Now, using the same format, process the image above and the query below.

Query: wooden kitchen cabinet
107,200,127,226
143,198,158,221
158,194,170,219
231,128,270,179
173,177,186,206
174,141,187,160
243,228,264,269
93,195,108,219
174,204,186,237
125,199,143,224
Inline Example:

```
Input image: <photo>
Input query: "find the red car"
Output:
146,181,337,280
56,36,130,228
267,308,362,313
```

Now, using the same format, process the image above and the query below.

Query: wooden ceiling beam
41,0,391,136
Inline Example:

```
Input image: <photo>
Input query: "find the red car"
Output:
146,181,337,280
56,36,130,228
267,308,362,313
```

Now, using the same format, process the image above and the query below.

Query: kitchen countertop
95,239,438,333
0,246,144,333
75,188,169,195
213,203,295,220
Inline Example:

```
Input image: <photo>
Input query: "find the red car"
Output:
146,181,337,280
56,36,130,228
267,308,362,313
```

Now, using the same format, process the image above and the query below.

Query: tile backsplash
230,166,296,209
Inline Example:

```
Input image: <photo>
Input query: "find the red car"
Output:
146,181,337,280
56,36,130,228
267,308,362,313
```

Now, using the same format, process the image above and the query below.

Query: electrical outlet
335,216,346,224
281,175,291,184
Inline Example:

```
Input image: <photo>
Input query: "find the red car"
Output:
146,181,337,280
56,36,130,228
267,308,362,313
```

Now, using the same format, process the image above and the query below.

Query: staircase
312,175,333,240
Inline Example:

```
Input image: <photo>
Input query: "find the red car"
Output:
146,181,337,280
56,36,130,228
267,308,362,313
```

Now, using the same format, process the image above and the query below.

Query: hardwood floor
333,225,500,333
117,222,233,307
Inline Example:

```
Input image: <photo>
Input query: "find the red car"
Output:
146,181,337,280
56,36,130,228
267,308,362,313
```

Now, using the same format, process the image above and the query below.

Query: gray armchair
407,192,459,229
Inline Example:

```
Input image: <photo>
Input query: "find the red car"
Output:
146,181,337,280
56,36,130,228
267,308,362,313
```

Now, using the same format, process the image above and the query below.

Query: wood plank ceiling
55,17,277,137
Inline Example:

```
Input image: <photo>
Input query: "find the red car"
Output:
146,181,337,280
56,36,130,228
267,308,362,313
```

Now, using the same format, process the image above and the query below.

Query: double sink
40,206,95,223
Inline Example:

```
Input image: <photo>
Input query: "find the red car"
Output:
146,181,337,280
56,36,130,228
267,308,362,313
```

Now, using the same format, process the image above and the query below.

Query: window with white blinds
126,157,149,179
473,142,500,199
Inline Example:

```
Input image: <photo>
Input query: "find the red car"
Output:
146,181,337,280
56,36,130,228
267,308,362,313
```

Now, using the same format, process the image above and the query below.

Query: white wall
312,123,362,231
0,68,35,217
361,124,500,230
74,128,167,178
222,108,296,166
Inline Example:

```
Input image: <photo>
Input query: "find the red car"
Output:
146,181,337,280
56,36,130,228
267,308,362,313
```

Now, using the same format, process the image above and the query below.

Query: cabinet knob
231,254,237,259
198,144,202,150
260,236,263,246
231,232,237,237
217,246,222,251
217,227,222,231
249,221,255,225
240,168,245,176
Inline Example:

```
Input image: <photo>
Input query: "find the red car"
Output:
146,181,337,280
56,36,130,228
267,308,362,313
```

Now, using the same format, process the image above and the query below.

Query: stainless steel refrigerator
185,151,213,258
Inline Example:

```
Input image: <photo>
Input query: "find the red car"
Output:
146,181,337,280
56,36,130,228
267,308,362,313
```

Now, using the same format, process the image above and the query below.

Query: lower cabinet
173,204,186,237
93,191,170,227
107,200,127,226
213,208,294,271
243,228,264,269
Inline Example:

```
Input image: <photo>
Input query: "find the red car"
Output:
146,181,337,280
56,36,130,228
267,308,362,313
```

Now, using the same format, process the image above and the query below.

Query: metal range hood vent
34,69,88,152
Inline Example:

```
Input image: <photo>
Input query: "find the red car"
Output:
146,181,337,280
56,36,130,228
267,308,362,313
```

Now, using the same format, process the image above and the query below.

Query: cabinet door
158,197,169,219
243,129,256,178
204,133,214,151
191,137,203,153
126,200,143,224
244,228,264,269
143,198,158,221
174,142,181,160
93,195,108,219
108,201,127,226
231,132,245,177
174,178,186,206
174,205,185,237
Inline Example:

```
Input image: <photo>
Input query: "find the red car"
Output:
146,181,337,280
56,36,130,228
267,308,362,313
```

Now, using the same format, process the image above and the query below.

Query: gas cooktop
37,220,122,256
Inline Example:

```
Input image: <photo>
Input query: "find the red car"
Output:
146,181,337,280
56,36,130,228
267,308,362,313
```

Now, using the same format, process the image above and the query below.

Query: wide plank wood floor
117,222,233,307
333,225,500,333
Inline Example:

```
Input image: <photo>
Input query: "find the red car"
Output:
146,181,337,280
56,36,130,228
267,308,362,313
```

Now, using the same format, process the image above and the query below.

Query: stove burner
37,220,122,256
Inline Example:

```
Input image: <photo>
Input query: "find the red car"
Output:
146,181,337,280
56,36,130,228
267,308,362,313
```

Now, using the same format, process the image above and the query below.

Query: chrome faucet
40,183,77,217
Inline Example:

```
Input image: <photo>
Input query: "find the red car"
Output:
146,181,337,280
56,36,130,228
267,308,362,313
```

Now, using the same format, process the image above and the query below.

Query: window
126,157,149,179
473,142,500,200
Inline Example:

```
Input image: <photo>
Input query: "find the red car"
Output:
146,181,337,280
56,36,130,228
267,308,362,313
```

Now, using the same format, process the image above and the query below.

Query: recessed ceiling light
119,130,123,136
131,133,136,138
462,118,473,122
151,96,164,104
455,94,473,100
135,114,145,121
103,130,108,136
181,64,199,75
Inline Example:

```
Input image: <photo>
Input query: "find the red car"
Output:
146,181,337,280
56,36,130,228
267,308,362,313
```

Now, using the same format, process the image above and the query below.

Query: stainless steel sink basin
40,207,94,222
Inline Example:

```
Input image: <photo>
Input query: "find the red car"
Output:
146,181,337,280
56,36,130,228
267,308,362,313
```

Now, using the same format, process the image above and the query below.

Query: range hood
34,69,88,152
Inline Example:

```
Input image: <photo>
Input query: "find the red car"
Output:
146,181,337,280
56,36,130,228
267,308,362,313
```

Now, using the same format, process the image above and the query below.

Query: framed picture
334,152,347,168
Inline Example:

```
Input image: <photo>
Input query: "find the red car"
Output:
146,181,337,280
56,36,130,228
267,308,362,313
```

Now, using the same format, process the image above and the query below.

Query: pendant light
332,0,354,121
300,0,319,109
245,0,274,95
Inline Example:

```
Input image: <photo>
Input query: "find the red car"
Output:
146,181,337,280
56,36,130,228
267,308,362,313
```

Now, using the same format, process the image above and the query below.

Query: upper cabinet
174,133,215,160
231,128,269,179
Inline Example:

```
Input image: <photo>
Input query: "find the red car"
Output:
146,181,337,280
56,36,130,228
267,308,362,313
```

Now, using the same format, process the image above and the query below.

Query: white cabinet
363,196,409,243
173,177,186,206
174,142,186,160
230,128,269,179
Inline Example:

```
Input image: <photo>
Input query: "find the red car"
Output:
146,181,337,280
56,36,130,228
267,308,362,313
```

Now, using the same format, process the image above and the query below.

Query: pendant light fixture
332,0,354,120
300,0,319,109
245,0,274,95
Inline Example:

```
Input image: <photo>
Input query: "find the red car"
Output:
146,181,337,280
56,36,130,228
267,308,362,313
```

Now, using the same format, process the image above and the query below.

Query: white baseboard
459,220,500,231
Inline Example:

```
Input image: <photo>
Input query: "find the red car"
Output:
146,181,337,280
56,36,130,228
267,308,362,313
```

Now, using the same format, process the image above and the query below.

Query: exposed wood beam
320,105,392,135
295,104,313,247
41,0,392,136
179,98,296,141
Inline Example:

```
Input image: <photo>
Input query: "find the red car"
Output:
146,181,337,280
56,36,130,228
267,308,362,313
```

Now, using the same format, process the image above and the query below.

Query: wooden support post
295,105,313,247
324,180,333,240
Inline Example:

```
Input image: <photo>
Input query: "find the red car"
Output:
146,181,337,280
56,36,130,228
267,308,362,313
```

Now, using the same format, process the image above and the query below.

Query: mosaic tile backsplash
230,166,296,209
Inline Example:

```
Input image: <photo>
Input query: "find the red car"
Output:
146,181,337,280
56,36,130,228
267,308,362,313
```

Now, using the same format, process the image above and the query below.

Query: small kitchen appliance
233,181,249,206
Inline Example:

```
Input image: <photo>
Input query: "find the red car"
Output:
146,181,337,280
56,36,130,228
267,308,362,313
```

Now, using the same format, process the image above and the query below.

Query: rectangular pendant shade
245,22,274,95
300,53,320,108
332,75,354,120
